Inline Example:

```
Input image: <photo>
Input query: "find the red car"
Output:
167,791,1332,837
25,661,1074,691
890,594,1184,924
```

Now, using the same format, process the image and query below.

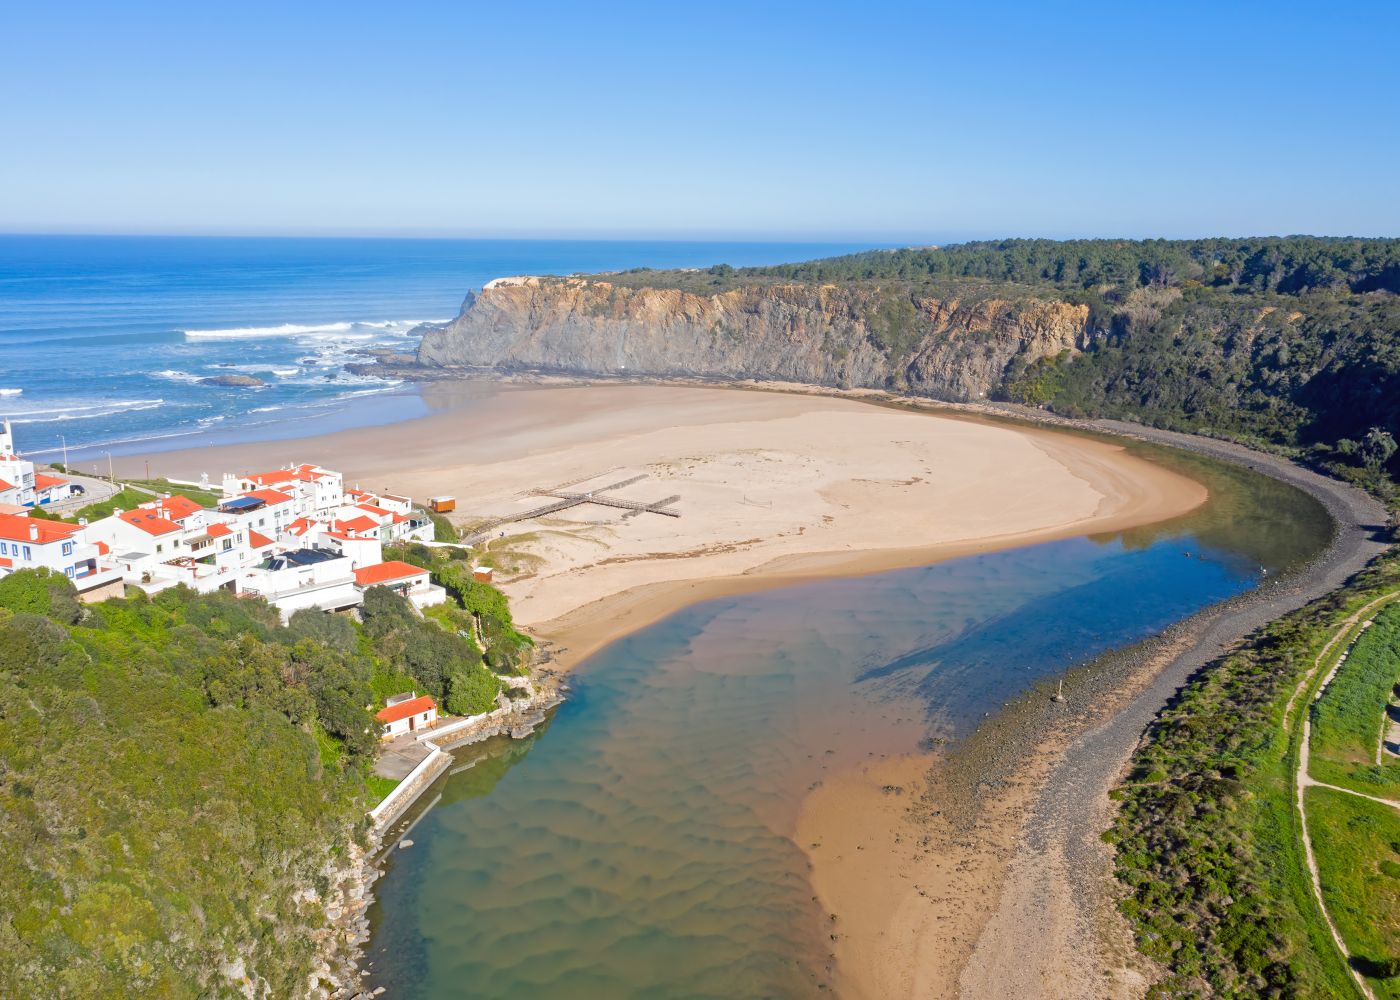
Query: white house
0,511,124,601
0,420,74,507
217,488,298,539
85,494,269,594
375,692,438,739
221,463,344,519
237,546,361,621
352,559,446,609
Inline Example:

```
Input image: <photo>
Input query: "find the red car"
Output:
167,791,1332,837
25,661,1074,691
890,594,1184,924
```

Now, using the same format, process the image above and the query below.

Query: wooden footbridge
463,474,680,542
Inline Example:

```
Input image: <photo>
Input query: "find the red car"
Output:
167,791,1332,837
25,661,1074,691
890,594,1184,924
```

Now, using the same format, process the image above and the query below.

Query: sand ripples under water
366,471,1329,998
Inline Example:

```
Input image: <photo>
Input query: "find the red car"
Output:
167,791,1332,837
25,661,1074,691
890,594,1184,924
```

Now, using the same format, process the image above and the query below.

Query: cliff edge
415,277,1090,402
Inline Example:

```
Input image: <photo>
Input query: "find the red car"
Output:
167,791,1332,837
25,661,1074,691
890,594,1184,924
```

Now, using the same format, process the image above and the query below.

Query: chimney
79,517,88,527
29,522,38,541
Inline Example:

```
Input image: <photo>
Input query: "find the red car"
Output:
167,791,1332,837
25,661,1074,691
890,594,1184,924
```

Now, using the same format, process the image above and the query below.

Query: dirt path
1290,592,1400,1000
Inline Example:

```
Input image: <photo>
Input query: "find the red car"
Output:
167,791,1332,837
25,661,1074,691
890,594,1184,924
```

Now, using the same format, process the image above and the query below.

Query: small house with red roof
353,559,446,609
376,691,438,739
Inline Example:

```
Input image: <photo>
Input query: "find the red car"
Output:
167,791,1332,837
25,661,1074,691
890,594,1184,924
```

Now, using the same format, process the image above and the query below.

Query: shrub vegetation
1111,551,1400,998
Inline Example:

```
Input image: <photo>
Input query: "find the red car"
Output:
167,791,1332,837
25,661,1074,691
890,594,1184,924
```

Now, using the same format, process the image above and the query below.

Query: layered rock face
416,276,1091,401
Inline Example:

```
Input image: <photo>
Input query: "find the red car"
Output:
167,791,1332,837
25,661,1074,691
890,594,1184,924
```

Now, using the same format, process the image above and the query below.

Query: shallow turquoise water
364,475,1320,1000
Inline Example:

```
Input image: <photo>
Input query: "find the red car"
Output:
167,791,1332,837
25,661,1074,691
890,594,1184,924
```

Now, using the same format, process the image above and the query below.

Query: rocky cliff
415,276,1092,402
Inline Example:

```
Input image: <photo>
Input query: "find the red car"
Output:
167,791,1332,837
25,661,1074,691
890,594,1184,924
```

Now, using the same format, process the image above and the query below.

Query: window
65,566,74,577
0,542,7,555
22,545,31,560
62,541,73,556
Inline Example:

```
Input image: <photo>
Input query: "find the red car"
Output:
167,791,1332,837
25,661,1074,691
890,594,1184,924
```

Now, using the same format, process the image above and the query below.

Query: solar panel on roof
220,496,264,511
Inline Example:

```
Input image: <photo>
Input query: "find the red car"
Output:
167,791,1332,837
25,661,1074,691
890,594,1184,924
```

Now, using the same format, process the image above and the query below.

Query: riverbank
873,421,1390,1000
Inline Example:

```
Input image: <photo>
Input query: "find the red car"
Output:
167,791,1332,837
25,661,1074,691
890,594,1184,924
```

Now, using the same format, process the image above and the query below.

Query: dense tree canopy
597,237,1400,489
0,567,513,996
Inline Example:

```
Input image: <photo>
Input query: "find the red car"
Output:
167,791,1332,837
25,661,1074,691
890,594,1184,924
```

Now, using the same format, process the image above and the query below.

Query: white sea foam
0,388,21,396
154,369,203,383
7,399,167,423
184,322,355,340
182,318,448,341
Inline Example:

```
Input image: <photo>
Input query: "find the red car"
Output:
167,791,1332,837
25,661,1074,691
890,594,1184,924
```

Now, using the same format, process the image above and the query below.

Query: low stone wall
368,746,450,831
368,683,565,834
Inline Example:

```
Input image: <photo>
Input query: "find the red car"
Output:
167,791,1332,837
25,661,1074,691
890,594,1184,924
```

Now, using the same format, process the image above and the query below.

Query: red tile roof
0,479,13,492
96,541,110,555
33,473,68,491
353,560,427,587
356,503,391,517
247,529,274,548
243,464,332,486
148,495,203,520
244,489,293,506
375,695,436,725
286,516,317,536
334,515,378,534
0,512,81,544
205,522,233,538
118,509,182,536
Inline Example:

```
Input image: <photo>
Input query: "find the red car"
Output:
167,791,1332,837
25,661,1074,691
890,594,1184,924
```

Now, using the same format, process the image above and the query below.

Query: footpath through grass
1307,786,1400,997
1111,551,1400,998
1310,604,1400,799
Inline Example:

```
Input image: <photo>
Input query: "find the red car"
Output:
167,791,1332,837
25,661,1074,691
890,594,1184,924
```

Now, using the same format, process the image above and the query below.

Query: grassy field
1310,604,1400,799
1112,552,1400,998
122,477,223,508
63,486,161,521
365,774,401,804
1307,786,1400,996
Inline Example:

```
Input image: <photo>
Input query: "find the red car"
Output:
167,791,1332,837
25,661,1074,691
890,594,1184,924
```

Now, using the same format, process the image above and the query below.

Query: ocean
0,235,875,464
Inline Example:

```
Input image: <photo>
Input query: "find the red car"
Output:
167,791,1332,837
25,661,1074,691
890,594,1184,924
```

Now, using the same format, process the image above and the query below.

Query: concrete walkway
373,731,437,780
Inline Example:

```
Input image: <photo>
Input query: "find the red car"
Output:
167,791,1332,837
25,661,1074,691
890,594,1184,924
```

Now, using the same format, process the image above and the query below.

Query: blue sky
2,1,1396,240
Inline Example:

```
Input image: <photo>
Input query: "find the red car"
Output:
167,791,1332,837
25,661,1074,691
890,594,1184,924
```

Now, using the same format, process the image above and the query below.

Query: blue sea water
0,236,876,462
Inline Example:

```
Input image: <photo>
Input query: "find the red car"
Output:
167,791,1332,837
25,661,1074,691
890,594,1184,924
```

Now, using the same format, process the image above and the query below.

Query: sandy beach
127,382,1206,665
121,381,1212,998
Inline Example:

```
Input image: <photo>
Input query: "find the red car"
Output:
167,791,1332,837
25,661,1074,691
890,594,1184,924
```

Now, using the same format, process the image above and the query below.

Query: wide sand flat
129,383,1205,670
123,381,1209,998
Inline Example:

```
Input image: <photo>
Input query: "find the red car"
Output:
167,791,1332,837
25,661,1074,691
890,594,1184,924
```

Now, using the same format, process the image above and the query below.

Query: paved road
37,469,121,516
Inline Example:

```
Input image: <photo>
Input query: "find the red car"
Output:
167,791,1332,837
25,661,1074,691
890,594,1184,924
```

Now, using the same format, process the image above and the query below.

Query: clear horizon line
1,227,1391,244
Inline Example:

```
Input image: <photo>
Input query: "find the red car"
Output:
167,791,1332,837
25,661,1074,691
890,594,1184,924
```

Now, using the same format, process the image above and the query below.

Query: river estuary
363,442,1332,999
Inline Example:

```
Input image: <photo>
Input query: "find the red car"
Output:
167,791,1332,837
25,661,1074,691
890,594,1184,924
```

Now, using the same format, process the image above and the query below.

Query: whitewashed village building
374,692,439,739
0,435,446,621
0,511,123,601
0,419,75,507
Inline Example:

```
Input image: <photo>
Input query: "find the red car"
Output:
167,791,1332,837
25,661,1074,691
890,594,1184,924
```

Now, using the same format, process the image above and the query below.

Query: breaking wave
182,318,447,341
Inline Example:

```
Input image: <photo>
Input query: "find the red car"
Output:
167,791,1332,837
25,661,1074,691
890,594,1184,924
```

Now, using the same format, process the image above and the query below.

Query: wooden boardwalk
463,473,680,542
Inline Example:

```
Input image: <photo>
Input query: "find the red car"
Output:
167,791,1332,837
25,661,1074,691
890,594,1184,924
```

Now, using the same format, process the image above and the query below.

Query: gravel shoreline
943,412,1393,997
